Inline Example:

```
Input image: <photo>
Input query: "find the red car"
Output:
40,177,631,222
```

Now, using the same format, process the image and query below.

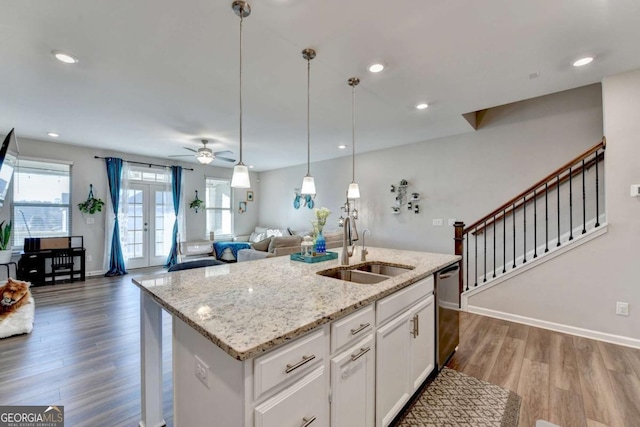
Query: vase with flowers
312,207,331,254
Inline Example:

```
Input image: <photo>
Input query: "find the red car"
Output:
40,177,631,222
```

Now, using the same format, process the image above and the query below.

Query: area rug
393,368,521,427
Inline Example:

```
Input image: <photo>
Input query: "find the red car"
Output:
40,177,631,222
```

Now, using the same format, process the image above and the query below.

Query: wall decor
247,190,254,201
293,188,314,209
391,179,420,214
238,201,247,213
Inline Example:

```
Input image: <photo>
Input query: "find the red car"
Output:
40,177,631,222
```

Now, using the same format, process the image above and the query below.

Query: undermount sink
353,262,414,277
316,262,415,284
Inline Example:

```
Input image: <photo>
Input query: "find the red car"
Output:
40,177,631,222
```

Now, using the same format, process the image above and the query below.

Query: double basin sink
316,262,415,284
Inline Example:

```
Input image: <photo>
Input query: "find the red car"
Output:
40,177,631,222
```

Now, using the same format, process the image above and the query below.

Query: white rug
0,296,35,339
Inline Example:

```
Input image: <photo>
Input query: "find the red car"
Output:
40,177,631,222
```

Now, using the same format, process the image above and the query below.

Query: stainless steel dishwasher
435,263,460,371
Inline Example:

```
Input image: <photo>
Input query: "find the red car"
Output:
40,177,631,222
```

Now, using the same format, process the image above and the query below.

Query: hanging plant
78,184,105,214
190,190,205,213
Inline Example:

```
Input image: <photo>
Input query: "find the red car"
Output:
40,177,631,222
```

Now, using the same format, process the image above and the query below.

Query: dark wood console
18,236,85,286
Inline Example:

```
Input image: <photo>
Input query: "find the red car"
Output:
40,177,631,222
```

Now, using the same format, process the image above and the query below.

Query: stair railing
454,137,606,296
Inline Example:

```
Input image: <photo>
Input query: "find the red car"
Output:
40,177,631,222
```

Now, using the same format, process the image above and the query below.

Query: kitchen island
133,246,459,427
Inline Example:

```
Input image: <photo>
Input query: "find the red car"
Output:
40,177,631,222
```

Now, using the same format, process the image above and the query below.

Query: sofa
237,227,343,262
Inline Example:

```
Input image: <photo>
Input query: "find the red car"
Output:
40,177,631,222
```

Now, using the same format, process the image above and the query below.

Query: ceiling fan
170,140,236,165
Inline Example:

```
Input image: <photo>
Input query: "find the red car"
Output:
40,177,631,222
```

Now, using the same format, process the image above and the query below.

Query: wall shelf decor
391,179,420,214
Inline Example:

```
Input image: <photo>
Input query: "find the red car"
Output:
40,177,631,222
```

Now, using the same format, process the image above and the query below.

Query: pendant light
347,77,361,199
300,48,317,195
231,1,251,188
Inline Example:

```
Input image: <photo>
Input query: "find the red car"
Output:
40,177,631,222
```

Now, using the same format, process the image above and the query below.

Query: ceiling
1,0,639,171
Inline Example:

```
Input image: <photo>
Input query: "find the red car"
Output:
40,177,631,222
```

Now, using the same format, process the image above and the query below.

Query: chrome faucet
361,229,371,261
341,216,359,265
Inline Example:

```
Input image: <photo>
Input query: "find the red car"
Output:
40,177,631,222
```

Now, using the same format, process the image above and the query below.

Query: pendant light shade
347,77,360,199
231,1,252,189
300,48,317,195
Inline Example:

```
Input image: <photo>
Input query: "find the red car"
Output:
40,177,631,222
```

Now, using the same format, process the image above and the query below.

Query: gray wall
259,84,603,255
469,69,640,341
0,138,259,274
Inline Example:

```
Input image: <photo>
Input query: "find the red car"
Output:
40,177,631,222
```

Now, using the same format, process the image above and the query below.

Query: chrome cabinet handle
415,313,419,337
301,416,316,427
410,314,418,338
285,354,316,373
351,346,371,361
350,322,371,335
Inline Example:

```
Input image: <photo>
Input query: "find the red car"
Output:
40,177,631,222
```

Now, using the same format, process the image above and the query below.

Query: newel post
454,221,465,301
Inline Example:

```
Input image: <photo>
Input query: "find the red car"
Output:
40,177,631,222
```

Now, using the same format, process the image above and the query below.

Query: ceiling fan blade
169,154,194,158
215,156,236,163
213,150,233,156
183,147,198,153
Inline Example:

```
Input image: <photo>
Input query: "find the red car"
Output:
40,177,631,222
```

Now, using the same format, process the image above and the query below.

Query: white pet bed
0,296,35,339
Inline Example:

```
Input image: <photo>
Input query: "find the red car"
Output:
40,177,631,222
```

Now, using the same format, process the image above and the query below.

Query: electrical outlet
616,302,629,316
432,219,443,226
448,218,456,226
86,255,92,262
195,355,209,388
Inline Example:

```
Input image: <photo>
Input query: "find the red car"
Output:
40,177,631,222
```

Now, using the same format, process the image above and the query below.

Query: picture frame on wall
247,190,254,202
239,201,247,213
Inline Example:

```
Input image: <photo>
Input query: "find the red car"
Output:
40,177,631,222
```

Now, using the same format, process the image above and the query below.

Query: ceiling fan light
231,164,251,188
347,182,360,199
197,155,213,165
301,175,316,195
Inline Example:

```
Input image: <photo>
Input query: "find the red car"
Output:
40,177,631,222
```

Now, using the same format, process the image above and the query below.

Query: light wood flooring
448,312,640,427
1,271,639,426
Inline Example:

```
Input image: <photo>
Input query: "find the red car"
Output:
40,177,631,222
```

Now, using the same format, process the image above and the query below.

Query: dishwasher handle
438,264,460,279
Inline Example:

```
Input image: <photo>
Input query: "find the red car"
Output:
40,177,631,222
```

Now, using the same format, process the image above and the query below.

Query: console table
18,236,85,286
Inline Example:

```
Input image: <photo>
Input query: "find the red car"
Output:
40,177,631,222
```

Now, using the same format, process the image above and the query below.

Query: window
205,178,232,238
11,159,72,247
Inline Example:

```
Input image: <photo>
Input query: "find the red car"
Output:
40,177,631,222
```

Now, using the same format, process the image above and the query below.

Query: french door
123,183,174,269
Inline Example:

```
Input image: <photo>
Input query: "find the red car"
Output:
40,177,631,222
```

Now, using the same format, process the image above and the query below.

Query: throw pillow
266,228,283,238
268,235,302,253
251,237,272,252
249,232,266,243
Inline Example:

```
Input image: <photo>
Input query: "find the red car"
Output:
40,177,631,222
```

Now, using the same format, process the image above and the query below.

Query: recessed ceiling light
572,57,594,67
52,50,79,64
415,103,429,110
47,132,59,138
338,144,347,149
368,63,384,73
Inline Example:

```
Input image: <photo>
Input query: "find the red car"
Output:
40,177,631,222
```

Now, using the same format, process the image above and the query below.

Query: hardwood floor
448,312,640,427
1,273,639,427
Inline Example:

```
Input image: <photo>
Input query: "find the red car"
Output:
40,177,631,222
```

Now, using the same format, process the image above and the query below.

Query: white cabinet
375,277,435,427
255,366,328,427
330,334,375,427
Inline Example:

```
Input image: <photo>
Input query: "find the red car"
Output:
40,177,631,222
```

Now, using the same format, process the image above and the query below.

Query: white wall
0,137,259,274
259,84,603,254
468,69,640,341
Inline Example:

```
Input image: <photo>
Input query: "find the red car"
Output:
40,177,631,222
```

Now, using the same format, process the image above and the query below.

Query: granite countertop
132,247,460,361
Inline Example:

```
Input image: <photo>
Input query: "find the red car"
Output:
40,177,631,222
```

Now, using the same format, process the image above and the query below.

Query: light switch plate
616,302,629,316
433,219,443,226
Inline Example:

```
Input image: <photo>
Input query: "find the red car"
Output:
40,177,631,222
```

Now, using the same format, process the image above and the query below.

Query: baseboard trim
466,305,640,349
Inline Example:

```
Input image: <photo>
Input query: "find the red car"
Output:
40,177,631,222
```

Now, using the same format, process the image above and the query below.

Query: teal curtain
104,157,128,276
164,166,183,268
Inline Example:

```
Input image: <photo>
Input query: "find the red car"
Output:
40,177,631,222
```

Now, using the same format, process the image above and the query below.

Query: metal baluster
493,215,496,278
512,203,516,269
474,229,478,287
483,221,487,282
545,182,549,253
569,166,573,241
465,232,469,291
582,159,586,234
523,195,527,263
557,175,561,247
502,209,506,274
595,150,600,227
533,188,538,258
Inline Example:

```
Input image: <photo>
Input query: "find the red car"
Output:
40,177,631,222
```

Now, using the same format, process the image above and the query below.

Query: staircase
453,137,606,302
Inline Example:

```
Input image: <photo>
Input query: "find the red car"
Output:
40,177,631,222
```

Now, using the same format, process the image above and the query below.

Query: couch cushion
323,231,342,243
249,231,266,243
268,235,302,253
251,237,272,252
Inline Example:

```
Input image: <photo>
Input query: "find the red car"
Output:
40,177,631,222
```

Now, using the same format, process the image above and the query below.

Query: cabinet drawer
254,366,328,427
376,276,433,326
331,304,374,353
254,329,325,400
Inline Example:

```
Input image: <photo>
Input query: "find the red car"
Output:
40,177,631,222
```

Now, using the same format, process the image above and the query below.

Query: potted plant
189,190,205,213
0,220,12,263
78,184,105,214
